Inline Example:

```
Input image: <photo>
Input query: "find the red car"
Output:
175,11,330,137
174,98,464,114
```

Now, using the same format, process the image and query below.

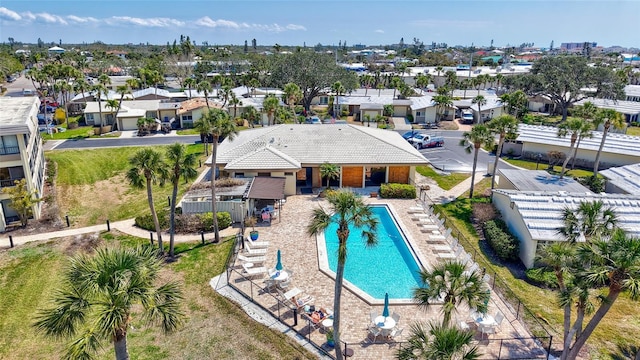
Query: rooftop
493,190,640,241
624,85,640,98
0,97,40,135
498,169,591,193
574,98,640,115
600,163,640,195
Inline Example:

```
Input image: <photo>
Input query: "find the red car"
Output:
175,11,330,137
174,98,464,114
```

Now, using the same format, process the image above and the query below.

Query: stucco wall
492,192,538,268
522,142,639,169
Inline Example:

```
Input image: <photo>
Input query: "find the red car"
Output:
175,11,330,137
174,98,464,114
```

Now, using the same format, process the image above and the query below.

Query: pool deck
228,194,548,360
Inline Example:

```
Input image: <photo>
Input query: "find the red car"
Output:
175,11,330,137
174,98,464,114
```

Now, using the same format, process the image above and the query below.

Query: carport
245,177,286,224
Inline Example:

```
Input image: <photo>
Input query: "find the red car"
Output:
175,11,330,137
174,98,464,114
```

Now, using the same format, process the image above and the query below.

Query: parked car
22,88,35,96
407,133,445,149
305,116,321,124
461,110,474,124
402,130,424,140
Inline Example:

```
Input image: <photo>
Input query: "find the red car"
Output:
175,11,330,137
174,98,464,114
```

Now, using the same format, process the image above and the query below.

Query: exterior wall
388,166,410,183
136,94,170,101
496,173,517,190
393,106,408,117
474,107,504,123
522,142,639,169
119,117,139,131
341,166,364,187
270,171,297,196
159,109,177,121
360,109,382,121
492,192,538,268
412,107,437,124
181,199,246,222
604,181,631,194
311,167,322,188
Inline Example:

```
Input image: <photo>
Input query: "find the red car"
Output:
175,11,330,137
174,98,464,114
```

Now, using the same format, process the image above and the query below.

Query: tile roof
624,85,640,98
494,190,640,241
208,124,429,168
498,169,591,193
225,146,301,170
600,163,640,195
177,98,221,114
574,98,640,115
516,124,640,157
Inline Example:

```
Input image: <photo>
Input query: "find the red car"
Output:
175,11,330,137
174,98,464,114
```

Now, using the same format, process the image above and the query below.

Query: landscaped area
416,165,470,190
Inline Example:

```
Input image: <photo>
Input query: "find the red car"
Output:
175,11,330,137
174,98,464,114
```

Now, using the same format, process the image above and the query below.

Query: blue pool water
324,206,422,299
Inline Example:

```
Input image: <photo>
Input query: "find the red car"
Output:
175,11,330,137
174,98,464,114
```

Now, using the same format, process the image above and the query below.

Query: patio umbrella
275,249,283,271
382,292,389,317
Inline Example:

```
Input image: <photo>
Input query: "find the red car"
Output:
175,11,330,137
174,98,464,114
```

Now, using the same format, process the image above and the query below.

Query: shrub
198,211,232,232
406,114,414,123
472,202,497,224
135,209,169,231
483,219,519,261
379,183,416,199
525,267,559,289
579,175,604,193
234,117,245,126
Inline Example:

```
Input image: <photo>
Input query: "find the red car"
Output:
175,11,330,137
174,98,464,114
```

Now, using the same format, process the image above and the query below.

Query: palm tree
390,77,403,99
228,93,242,119
471,95,487,124
591,109,625,176
487,115,518,189
73,78,90,102
499,90,528,120
126,148,168,254
242,106,260,128
413,261,490,326
460,124,493,198
307,190,378,360
434,66,443,87
248,78,260,97
184,77,196,98
361,74,375,96
126,77,141,91
283,82,302,120
193,115,213,156
91,83,108,132
203,108,238,243
196,80,213,109
557,118,589,178
415,73,431,95
558,200,618,243
397,321,479,360
565,230,640,360
332,81,346,117
320,162,340,189
166,143,198,257
263,94,279,126
34,246,184,360
433,94,453,123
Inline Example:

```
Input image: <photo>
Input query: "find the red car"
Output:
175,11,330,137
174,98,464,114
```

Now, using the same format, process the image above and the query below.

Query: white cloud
36,12,68,25
0,7,21,21
286,24,306,31
375,29,385,33
67,15,98,24
21,11,36,21
108,16,185,28
195,17,247,29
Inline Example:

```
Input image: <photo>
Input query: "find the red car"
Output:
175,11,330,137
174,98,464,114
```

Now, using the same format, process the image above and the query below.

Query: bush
234,117,245,126
135,209,169,231
406,114,414,123
483,219,519,261
379,183,416,199
198,211,232,232
525,267,559,289
578,175,604,193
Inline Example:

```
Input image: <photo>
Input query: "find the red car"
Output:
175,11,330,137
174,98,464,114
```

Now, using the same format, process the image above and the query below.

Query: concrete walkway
390,116,411,130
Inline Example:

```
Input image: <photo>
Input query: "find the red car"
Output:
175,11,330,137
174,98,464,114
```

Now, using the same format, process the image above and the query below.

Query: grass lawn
434,193,640,359
177,128,200,135
0,233,315,360
416,165,470,190
45,144,208,227
626,126,640,136
505,158,596,178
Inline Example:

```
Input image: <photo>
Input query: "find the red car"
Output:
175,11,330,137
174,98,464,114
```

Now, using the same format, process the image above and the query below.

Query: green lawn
0,234,315,360
45,144,207,227
626,126,640,136
505,158,596,178
416,165,470,190
434,193,640,359
177,128,199,135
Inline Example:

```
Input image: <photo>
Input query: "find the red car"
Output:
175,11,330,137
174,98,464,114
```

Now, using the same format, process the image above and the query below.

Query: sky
1,1,639,49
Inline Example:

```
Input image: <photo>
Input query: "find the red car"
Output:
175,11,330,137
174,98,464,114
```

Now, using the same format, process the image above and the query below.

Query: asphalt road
397,129,519,173
3,72,37,97
53,135,201,149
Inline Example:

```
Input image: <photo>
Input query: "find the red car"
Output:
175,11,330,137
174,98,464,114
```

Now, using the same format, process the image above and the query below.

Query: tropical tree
415,73,431,94
91,83,108,131
263,94,280,126
397,321,479,360
196,80,213,109
105,99,119,128
564,230,640,360
126,148,168,254
471,95,487,124
591,109,625,176
283,82,302,120
242,106,260,128
228,93,242,119
557,118,590,178
320,162,340,189
361,74,375,96
487,115,518,189
433,94,453,123
569,102,598,169
33,246,184,360
331,81,346,117
1,179,42,228
413,260,490,326
202,108,238,243
193,115,212,156
558,200,618,243
184,77,196,98
166,143,198,257
307,190,378,360
459,124,494,198
73,78,90,102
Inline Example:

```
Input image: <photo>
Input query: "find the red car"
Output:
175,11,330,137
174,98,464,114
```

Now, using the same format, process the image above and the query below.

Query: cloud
108,16,185,27
374,29,384,33
36,12,68,25
286,24,306,31
67,15,98,24
0,7,21,21
195,16,247,29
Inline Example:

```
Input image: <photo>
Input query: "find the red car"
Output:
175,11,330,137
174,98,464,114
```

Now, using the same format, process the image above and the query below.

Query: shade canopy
382,292,389,317
275,249,283,271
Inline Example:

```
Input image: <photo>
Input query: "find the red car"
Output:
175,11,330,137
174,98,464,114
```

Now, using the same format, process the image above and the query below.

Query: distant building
0,97,46,232
47,46,66,55
560,42,596,54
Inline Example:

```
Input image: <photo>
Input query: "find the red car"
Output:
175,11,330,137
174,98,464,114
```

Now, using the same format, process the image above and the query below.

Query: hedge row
380,183,416,199
482,219,519,261
135,210,232,232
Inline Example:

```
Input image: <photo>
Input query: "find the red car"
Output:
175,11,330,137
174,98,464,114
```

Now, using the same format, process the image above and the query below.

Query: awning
246,177,286,200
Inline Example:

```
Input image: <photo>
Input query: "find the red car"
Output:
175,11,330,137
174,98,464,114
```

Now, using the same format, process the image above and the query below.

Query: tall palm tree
320,162,340,189
332,81,346,117
413,261,490,326
471,95,487,124
569,102,597,169
591,109,625,176
487,115,518,189
126,77,141,91
126,148,168,254
433,94,453,123
193,115,213,156
184,77,196,98
565,230,640,360
283,82,302,120
73,78,90,102
34,246,184,360
166,143,198,257
459,124,493,198
557,118,589,178
307,190,378,360
558,200,618,243
434,66,443,87
361,74,375,96
390,77,403,99
397,321,479,360
196,80,213,109
263,94,279,126
91,83,108,132
203,108,238,243
248,78,260,97
228,93,243,119
242,106,260,128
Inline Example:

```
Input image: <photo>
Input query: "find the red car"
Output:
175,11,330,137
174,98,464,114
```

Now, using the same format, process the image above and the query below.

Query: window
182,115,193,121
258,172,270,177
86,113,94,122
284,172,293,176
0,166,25,187
0,135,19,155
235,173,245,177
319,96,329,105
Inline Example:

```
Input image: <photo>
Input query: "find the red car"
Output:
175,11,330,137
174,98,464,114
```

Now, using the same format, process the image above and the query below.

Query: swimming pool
321,205,423,301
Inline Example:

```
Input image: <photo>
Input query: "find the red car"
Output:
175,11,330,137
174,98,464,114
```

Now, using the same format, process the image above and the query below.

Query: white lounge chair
242,263,267,278
437,252,457,259
432,244,453,251
237,254,266,264
245,240,269,248
280,287,314,310
245,242,268,255
407,206,424,213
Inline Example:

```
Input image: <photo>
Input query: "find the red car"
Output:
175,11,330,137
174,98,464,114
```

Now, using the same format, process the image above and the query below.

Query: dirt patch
62,233,103,256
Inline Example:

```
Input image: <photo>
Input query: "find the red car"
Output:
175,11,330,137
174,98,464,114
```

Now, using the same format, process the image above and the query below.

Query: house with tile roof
600,163,640,195
205,124,429,195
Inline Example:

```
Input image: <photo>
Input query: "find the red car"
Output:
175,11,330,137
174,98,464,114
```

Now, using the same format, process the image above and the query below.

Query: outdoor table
321,318,334,329
374,315,396,337
268,269,289,282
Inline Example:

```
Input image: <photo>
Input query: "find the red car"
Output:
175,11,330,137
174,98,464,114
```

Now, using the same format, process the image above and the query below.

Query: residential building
624,85,640,102
600,163,640,195
496,169,591,193
574,98,640,124
0,97,46,232
560,42,597,53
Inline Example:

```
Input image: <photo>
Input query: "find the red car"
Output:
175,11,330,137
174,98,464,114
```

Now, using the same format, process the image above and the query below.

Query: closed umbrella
275,249,283,271
382,292,389,317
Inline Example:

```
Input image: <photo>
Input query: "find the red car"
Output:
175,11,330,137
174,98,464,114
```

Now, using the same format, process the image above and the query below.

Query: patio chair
367,325,382,343
242,263,267,278
369,310,378,326
479,323,497,339
494,311,504,326
280,287,314,310
245,242,268,256
408,206,424,213
391,312,401,323
261,211,271,224
237,254,266,264
389,327,404,340
245,239,269,248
